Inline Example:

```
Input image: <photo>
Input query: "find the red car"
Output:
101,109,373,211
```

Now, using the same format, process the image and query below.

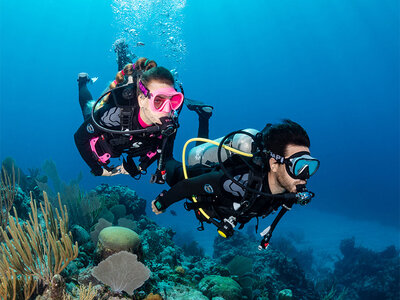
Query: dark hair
140,66,175,90
261,119,310,156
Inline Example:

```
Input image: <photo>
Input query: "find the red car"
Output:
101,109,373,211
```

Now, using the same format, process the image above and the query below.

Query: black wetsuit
74,83,175,177
157,157,282,225
75,71,211,179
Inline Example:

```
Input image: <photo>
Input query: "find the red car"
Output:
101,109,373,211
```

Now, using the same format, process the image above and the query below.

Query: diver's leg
114,38,136,70
197,113,211,141
185,98,213,146
165,158,213,187
78,73,94,120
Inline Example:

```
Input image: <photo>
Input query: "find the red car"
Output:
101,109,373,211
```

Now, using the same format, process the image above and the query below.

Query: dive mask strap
138,80,150,97
267,151,285,164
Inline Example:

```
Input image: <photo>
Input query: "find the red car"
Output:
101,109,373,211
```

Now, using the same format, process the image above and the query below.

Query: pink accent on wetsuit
90,137,111,163
147,151,158,159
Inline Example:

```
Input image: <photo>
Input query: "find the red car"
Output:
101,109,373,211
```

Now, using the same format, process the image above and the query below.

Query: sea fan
92,251,150,295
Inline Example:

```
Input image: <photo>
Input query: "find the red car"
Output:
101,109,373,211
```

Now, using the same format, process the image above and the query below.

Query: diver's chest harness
182,129,315,250
90,73,180,184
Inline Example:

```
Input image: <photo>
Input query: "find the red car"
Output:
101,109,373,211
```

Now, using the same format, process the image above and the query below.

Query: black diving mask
269,151,320,180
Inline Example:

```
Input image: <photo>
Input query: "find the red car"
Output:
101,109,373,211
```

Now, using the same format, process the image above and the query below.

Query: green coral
199,275,242,300
278,289,293,299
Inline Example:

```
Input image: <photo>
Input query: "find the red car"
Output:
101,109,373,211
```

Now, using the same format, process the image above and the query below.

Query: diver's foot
77,73,98,87
77,72,90,87
185,98,213,119
113,38,136,69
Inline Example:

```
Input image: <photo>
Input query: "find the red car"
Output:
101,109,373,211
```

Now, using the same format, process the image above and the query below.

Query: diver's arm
165,158,184,186
74,104,124,176
152,169,224,212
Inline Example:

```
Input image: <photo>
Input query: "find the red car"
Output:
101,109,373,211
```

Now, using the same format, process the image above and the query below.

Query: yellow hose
181,137,253,220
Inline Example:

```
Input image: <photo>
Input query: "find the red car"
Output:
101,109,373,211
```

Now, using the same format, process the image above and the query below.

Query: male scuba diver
152,120,320,249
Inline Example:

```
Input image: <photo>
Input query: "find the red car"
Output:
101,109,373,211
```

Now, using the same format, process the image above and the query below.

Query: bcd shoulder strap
120,106,134,131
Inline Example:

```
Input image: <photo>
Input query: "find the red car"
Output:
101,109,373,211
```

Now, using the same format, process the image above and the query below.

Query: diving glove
152,190,168,213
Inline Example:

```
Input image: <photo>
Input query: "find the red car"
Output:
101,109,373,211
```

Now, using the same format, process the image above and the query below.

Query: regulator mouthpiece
295,184,315,205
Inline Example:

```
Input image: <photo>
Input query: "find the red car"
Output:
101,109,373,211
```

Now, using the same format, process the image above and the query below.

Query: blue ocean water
1,0,398,257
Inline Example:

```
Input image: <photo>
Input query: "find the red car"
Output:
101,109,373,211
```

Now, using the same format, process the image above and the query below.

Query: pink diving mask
139,81,184,113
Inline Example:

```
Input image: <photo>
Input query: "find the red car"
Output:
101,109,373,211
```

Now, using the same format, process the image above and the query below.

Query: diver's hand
101,166,123,177
116,164,129,175
151,200,164,215
101,168,118,176
101,165,130,176
152,190,168,215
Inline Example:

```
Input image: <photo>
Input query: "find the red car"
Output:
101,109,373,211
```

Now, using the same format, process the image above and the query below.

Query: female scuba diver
74,38,213,184
151,120,320,250
74,58,182,183
75,39,213,183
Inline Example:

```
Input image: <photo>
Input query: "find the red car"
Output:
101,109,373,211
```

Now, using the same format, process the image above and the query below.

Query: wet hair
109,57,157,89
139,66,175,94
261,119,310,157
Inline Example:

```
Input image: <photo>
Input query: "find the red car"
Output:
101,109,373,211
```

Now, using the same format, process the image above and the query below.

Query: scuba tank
187,128,259,167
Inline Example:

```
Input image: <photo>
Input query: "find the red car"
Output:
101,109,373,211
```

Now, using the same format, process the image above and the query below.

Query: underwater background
0,0,399,299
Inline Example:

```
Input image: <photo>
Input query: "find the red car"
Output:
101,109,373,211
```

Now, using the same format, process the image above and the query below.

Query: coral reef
278,289,293,299
181,240,205,257
331,237,400,300
213,231,319,299
0,163,18,239
1,158,398,299
0,192,78,299
271,235,314,273
93,184,147,221
199,275,242,300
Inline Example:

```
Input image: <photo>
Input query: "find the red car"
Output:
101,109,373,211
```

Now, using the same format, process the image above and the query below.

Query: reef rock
199,275,242,300
165,283,208,300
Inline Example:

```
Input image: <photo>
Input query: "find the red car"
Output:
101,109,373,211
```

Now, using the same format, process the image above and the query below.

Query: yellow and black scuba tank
187,128,259,167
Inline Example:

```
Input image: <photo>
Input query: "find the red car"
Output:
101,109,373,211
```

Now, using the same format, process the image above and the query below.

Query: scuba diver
74,39,213,183
112,38,213,142
151,120,320,249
